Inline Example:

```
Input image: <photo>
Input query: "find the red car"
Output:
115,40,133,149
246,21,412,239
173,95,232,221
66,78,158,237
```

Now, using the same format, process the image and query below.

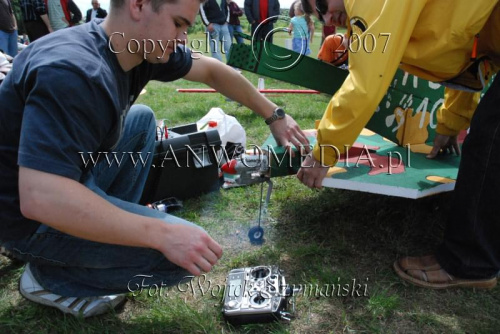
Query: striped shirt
19,0,48,22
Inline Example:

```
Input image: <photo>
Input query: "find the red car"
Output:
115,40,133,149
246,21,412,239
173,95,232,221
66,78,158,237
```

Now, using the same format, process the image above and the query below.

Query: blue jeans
7,105,201,297
228,24,244,44
0,30,18,58
436,75,500,279
292,38,311,55
206,23,232,62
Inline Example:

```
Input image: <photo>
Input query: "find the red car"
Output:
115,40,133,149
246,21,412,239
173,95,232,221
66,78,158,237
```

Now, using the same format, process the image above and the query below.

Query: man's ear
129,0,150,21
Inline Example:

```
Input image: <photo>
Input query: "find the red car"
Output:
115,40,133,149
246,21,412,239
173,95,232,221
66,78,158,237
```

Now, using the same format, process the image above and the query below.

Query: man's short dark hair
111,0,204,13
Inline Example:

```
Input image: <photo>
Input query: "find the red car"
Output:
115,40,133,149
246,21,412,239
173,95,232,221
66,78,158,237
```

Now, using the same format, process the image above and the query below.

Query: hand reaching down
158,224,223,276
427,134,461,159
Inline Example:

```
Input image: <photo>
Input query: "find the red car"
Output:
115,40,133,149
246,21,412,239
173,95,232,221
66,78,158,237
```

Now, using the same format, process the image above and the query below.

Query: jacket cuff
312,143,338,167
436,123,461,137
436,108,469,136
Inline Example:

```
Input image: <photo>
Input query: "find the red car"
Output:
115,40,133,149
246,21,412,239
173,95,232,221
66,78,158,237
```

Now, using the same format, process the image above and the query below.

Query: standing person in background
0,0,18,57
288,2,314,56
85,0,106,23
46,0,82,31
199,0,232,62
19,0,52,42
244,0,280,43
288,1,312,55
227,0,243,44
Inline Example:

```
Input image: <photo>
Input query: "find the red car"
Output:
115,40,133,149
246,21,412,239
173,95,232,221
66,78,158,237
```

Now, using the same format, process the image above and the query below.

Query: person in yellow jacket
299,0,500,289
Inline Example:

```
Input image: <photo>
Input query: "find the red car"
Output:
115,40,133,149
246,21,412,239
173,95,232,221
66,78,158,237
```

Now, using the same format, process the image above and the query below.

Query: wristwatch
265,107,286,125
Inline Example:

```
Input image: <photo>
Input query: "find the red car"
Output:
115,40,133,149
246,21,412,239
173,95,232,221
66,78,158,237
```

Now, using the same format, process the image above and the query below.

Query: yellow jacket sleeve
313,0,428,166
436,88,480,136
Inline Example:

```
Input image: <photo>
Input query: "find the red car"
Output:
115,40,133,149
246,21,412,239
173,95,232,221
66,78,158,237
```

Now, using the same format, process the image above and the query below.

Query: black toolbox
140,123,222,204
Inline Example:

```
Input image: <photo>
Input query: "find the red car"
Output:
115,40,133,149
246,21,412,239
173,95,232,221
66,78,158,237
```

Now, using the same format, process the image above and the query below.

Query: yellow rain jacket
314,0,500,166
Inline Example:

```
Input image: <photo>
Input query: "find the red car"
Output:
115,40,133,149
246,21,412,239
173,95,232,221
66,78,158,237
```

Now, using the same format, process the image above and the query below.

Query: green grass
1,30,500,334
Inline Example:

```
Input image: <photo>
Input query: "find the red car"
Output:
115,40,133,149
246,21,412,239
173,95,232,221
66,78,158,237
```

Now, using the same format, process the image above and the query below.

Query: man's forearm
184,55,310,151
18,166,223,276
18,167,165,251
211,68,276,118
185,56,276,119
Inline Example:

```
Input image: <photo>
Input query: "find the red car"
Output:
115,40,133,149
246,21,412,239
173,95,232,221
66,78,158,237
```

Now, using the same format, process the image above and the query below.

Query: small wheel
248,226,264,245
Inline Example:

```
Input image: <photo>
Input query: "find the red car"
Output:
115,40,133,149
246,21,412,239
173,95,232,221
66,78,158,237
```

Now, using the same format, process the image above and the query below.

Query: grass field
1,30,499,334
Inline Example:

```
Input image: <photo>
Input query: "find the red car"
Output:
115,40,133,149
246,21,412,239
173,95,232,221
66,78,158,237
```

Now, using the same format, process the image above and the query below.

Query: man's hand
297,154,330,189
427,133,460,159
207,23,214,32
269,115,311,154
158,224,223,276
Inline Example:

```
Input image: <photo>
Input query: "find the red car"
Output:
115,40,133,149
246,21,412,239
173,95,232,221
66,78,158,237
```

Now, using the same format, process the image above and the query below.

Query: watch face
266,108,286,125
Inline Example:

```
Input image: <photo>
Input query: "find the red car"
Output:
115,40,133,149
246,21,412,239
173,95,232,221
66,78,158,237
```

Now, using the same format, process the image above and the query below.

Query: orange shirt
317,34,348,66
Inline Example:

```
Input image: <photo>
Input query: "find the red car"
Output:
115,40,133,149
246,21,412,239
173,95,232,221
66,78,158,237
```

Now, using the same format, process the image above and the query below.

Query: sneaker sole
19,265,126,317
20,282,127,317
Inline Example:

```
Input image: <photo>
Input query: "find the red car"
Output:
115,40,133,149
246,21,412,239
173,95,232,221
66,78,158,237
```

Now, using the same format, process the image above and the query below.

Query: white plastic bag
197,108,247,148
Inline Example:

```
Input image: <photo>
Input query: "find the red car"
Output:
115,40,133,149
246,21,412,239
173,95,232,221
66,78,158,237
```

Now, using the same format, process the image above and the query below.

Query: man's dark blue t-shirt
0,20,193,242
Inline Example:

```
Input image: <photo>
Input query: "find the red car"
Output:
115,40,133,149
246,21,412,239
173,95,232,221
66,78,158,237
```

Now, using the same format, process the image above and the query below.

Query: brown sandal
393,255,497,289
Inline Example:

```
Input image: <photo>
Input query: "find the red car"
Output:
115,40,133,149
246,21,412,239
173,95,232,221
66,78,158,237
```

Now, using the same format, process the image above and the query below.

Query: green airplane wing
228,41,492,198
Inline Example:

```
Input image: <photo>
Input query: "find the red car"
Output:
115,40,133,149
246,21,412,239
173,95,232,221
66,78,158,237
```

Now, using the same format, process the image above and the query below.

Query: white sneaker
19,263,126,317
